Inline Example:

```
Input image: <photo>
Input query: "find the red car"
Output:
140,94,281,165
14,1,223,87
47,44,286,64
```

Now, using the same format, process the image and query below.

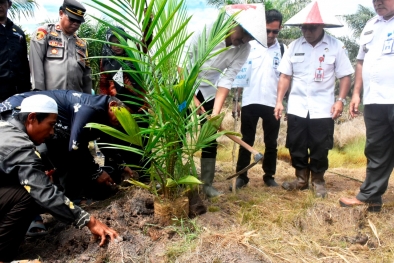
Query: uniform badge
76,40,85,47
50,31,58,37
35,28,48,41
49,40,58,46
51,48,58,54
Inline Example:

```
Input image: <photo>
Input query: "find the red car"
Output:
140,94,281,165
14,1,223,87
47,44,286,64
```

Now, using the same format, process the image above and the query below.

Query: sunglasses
300,25,318,32
65,14,82,24
267,29,280,35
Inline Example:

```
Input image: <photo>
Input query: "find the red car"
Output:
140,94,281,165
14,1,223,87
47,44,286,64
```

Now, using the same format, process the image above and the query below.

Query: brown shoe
339,197,381,212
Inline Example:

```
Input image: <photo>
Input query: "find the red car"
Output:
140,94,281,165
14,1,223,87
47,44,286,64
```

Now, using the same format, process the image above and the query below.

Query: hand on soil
86,216,119,246
97,171,115,186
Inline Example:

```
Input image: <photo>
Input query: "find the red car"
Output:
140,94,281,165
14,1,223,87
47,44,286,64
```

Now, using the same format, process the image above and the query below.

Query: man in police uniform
29,0,92,93
339,0,394,211
274,2,354,198
232,9,285,190
0,0,31,101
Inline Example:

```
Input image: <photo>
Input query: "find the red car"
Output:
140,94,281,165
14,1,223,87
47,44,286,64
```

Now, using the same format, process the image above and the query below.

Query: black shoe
263,175,279,187
229,176,249,191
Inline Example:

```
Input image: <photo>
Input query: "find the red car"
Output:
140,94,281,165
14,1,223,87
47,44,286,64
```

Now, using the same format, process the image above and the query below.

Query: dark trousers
197,91,217,158
236,104,280,178
286,113,334,173
357,104,394,204
0,185,38,262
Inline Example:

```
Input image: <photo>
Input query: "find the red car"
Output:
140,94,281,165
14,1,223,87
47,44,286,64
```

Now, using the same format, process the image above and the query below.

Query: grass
160,112,394,262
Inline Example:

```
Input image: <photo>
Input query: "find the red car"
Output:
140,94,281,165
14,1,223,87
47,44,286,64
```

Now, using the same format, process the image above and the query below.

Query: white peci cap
20,95,58,114
225,3,267,47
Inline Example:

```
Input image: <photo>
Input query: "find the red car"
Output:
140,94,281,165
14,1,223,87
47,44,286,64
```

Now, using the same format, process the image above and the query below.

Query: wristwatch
336,97,347,106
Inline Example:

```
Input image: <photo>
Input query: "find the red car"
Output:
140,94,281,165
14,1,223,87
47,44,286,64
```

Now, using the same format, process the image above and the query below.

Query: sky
13,0,375,38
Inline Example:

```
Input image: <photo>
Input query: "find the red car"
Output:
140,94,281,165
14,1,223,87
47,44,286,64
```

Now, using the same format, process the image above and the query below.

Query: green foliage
86,0,239,200
342,4,375,39
8,0,37,20
77,20,108,91
207,0,273,10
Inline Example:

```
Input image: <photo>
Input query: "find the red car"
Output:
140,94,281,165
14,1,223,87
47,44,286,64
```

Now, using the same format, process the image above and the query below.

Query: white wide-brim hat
225,3,267,47
20,95,58,114
284,0,343,28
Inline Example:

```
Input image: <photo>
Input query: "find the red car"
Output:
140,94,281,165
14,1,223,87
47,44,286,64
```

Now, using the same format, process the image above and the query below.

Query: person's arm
331,75,351,119
5,145,118,244
29,26,48,90
349,60,363,118
274,74,291,120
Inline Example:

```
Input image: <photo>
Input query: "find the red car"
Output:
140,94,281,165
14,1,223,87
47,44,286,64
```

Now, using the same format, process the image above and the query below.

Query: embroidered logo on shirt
73,103,81,112
72,140,79,150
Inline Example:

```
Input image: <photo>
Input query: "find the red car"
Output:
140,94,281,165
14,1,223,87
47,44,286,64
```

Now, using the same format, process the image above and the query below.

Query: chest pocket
46,39,64,59
290,55,305,74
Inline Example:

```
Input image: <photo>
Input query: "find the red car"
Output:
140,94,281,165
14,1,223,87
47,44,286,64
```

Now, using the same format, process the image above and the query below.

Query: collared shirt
357,15,394,105
29,23,92,94
242,39,285,107
183,24,251,102
0,119,90,229
278,32,354,119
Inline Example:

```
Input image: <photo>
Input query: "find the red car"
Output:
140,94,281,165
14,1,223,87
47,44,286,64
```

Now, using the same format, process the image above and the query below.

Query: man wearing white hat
339,0,394,211
184,4,266,197
232,9,286,190
273,1,354,198
0,95,118,262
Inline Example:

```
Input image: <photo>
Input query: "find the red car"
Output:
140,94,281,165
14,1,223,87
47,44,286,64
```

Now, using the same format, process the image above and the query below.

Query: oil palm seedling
84,0,241,221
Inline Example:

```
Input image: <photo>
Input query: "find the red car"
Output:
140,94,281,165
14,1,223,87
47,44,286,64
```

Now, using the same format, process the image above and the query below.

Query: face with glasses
266,21,281,47
300,24,324,46
373,0,394,20
59,9,82,36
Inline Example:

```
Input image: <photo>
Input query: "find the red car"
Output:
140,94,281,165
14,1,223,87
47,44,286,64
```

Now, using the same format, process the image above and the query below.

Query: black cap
62,0,86,23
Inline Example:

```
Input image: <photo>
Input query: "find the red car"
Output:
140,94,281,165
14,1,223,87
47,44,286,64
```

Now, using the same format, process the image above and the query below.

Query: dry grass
166,111,394,263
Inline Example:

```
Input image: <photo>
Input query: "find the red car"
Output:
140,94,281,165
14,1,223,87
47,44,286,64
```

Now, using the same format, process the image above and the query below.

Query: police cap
62,0,86,23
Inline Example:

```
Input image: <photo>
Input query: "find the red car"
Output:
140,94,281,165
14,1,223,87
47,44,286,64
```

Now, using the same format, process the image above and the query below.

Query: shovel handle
218,126,260,156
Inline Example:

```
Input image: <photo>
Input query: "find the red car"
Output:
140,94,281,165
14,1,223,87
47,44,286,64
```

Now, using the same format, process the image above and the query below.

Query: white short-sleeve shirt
357,15,394,105
278,32,354,119
183,24,251,102
242,39,285,107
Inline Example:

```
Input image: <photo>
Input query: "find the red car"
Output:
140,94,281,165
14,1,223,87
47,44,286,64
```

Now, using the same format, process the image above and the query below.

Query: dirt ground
15,156,394,263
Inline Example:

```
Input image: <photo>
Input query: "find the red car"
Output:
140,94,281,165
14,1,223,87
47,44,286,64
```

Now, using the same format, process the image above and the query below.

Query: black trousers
0,185,38,262
236,104,280,178
357,104,394,204
197,91,217,159
286,113,334,173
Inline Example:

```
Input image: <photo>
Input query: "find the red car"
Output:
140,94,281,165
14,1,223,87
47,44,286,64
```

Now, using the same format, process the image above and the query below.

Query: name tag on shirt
383,38,393,54
294,53,304,56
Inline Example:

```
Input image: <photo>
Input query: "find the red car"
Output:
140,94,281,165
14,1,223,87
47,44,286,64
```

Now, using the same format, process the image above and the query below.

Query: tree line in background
10,0,375,94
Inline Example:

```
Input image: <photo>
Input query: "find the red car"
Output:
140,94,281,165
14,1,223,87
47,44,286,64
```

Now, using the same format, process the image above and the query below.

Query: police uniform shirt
183,23,251,102
29,23,92,94
242,39,285,108
357,15,394,105
278,32,354,119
